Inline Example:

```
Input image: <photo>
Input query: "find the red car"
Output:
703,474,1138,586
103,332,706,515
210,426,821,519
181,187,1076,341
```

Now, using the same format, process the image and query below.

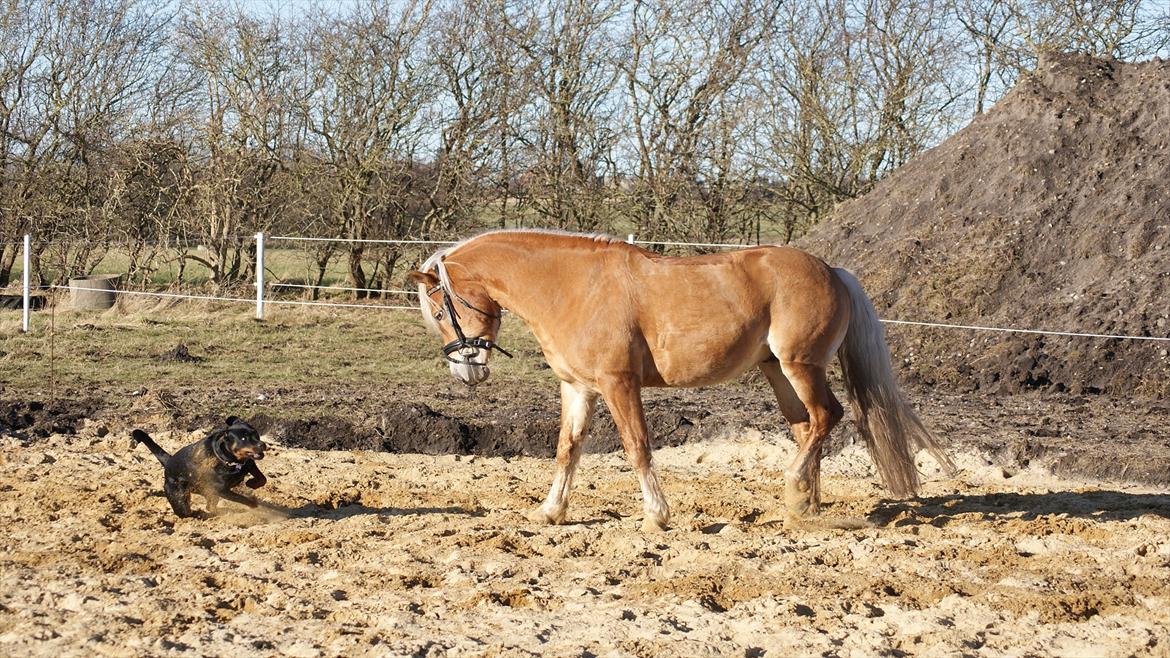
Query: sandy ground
1,425,1169,657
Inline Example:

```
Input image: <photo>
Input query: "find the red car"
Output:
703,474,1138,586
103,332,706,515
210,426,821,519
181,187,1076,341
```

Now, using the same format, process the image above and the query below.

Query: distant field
5,243,439,293
4,226,785,294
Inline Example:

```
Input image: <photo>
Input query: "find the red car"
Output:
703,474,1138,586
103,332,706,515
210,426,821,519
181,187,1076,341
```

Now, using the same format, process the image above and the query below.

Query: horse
406,229,953,531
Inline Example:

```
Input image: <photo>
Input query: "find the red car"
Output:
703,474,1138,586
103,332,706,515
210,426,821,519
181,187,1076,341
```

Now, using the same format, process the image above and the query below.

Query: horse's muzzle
448,346,491,386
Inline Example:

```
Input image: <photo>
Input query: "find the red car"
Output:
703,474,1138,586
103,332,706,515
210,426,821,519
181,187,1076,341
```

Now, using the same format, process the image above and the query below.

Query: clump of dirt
0,398,103,439
155,343,203,363
801,53,1170,396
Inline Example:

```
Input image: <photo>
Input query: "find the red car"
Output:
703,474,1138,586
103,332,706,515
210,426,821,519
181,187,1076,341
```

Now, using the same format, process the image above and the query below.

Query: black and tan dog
131,417,268,518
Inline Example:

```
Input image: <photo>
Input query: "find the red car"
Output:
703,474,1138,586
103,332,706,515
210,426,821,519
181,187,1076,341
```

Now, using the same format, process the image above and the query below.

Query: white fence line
10,231,1169,344
882,319,1170,342
633,238,753,248
265,282,417,295
266,234,757,249
45,285,418,311
23,284,1170,344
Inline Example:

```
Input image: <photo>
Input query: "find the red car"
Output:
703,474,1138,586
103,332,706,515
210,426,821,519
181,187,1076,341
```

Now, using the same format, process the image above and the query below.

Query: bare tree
955,0,1017,115
747,0,960,238
0,0,171,285
175,5,301,288
422,0,517,235
620,0,779,244
504,0,622,232
297,0,434,296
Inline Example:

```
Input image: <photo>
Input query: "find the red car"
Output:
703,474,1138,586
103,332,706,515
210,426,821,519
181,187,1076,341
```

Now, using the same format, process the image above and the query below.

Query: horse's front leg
598,376,670,532
529,381,599,525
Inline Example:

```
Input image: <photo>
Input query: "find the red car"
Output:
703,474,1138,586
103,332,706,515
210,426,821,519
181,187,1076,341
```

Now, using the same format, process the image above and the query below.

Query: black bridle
427,281,514,364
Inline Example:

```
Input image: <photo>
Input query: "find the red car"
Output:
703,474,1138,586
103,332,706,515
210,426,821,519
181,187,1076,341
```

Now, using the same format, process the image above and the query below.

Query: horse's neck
458,233,618,319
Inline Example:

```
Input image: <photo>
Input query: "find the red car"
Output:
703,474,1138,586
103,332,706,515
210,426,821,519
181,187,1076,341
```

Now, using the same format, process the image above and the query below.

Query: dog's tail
131,429,170,467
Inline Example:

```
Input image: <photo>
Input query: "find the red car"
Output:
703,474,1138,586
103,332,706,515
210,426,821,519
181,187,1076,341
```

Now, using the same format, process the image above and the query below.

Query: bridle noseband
427,280,514,364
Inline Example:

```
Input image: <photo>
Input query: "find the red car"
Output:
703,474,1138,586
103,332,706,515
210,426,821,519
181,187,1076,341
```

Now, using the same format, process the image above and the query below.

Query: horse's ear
406,270,438,288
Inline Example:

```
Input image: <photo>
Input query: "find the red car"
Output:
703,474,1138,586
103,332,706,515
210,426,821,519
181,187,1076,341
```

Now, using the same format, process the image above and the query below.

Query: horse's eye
434,309,444,321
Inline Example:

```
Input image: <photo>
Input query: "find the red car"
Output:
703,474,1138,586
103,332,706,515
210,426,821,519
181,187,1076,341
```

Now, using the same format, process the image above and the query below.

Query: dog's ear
226,415,239,426
406,270,439,288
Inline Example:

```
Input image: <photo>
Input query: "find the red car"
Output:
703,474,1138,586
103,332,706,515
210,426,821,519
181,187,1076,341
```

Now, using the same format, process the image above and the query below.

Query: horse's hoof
527,506,565,525
785,477,819,518
641,516,669,532
785,492,813,518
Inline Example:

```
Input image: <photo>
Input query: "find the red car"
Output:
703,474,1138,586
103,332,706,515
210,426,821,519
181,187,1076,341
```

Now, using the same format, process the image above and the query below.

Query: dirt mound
801,53,1170,396
276,397,735,458
0,398,103,439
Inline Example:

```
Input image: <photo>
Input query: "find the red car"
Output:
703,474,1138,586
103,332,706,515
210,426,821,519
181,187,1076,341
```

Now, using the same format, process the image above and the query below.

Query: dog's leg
165,481,197,518
217,488,260,509
242,460,267,489
204,493,220,515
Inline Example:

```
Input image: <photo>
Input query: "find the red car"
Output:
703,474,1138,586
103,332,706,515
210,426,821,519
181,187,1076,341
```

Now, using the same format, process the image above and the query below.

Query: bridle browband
425,275,513,364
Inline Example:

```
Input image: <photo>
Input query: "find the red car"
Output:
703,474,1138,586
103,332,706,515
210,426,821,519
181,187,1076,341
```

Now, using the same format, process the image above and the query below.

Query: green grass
0,300,555,417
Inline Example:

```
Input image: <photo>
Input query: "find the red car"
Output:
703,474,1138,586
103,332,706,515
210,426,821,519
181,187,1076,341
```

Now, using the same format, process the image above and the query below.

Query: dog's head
221,416,266,461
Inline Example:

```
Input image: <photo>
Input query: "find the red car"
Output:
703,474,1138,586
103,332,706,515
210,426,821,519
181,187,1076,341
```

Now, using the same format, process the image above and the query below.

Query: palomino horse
407,230,953,531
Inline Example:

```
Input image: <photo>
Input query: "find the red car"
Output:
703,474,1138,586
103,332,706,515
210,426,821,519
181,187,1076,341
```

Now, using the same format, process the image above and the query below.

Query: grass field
0,297,556,420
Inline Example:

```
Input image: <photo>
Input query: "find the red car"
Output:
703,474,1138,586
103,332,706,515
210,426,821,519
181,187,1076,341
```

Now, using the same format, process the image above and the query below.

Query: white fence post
21,233,30,333
255,231,265,320
627,233,635,244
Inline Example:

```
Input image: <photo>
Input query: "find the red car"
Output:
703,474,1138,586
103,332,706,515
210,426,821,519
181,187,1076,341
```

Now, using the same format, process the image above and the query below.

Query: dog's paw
246,476,267,489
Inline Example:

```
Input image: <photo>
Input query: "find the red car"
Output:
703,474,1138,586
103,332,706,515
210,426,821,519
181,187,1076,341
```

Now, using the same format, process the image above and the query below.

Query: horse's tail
832,268,954,497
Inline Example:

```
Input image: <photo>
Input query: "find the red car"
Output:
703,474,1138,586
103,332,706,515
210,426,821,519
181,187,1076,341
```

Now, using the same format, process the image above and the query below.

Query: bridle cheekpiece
423,257,513,365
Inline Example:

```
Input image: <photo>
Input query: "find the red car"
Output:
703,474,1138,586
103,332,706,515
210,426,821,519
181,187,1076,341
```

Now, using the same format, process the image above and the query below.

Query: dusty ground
2,420,1168,657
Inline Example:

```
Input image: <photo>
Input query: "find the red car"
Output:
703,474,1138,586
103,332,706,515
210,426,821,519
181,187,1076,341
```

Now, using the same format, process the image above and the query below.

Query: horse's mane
420,229,624,273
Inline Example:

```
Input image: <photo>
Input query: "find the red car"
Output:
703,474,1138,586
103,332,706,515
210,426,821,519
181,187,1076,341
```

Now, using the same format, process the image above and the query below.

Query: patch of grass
0,298,554,409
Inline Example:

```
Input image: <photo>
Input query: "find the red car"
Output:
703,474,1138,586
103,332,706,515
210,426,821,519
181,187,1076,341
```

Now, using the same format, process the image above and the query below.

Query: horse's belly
644,332,770,387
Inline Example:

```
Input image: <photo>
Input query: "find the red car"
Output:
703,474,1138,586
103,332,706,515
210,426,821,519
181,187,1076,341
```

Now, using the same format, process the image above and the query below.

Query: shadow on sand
254,500,487,522
868,490,1170,527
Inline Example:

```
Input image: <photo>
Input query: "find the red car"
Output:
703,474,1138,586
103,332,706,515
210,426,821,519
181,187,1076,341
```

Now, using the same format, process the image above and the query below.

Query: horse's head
406,260,511,387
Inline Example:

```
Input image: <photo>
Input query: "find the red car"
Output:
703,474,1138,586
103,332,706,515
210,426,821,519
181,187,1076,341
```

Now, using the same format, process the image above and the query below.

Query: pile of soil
801,53,1170,396
275,391,774,459
0,399,102,438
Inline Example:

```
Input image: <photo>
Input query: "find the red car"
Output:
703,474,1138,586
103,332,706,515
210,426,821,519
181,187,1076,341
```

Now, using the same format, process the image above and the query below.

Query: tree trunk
348,245,367,299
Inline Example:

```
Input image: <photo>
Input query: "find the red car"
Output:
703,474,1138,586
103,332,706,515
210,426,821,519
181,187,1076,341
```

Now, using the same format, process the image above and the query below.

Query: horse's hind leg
774,361,843,518
597,376,670,532
759,360,812,503
529,381,599,525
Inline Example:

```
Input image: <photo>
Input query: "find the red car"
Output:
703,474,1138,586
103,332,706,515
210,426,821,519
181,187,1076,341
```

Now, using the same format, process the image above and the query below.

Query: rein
425,265,513,364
